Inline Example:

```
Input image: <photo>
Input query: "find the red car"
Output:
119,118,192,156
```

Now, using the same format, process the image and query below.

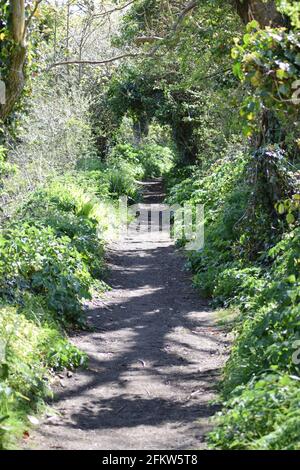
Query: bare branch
135,36,164,44
25,0,43,30
48,52,146,69
172,0,198,33
47,0,199,71
93,0,136,18
149,0,199,54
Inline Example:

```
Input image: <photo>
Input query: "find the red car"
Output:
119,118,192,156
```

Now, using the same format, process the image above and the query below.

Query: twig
25,0,43,30
48,52,146,69
47,0,200,70
172,0,198,33
93,0,136,18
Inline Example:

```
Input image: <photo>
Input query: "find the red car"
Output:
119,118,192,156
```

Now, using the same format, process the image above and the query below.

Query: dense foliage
113,0,300,450
1,0,300,451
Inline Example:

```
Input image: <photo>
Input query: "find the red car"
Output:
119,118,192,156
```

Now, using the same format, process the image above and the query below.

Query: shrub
138,144,174,178
106,142,175,196
209,373,300,450
222,228,300,394
168,142,300,450
0,301,86,449
213,265,263,306
0,166,112,448
0,224,92,324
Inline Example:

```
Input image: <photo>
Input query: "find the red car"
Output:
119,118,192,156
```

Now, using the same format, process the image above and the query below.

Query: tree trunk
233,0,285,27
0,0,27,122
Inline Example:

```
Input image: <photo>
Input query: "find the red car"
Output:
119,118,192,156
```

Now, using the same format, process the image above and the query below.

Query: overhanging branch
48,52,147,69
173,0,198,32
25,0,43,30
135,36,164,44
47,0,199,70
93,0,136,18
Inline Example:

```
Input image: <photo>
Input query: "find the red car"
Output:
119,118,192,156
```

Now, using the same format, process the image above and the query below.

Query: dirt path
29,180,229,450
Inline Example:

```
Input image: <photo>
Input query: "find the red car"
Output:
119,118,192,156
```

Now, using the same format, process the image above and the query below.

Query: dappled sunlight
1,0,296,452
32,183,228,449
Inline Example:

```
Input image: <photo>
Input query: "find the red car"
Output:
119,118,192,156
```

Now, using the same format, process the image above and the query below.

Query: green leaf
246,20,260,32
277,202,285,215
286,213,295,224
243,33,251,46
276,69,287,80
294,53,300,66
233,62,243,80
278,84,290,96
287,274,296,283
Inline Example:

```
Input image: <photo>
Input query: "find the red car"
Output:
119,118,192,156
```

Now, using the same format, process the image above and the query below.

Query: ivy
232,23,300,137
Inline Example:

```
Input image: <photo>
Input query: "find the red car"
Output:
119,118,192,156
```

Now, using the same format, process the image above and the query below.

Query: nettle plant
232,20,300,137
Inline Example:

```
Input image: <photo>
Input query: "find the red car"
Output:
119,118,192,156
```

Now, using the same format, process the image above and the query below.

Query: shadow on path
30,179,229,450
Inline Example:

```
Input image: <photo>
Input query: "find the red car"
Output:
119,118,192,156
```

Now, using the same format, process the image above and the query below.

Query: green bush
168,143,300,450
0,302,86,449
222,228,300,393
0,167,117,448
213,265,263,306
168,147,251,299
106,142,174,195
0,224,92,323
106,143,144,199
105,166,141,200
209,373,300,450
138,144,174,178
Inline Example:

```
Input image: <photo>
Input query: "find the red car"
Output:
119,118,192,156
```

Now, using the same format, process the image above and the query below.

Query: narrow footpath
30,180,229,450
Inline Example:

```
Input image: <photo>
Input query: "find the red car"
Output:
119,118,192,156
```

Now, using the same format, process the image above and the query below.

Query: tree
0,0,42,121
232,0,285,26
108,0,242,164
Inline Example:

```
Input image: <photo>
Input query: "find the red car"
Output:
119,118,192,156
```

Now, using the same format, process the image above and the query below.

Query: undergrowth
0,140,173,448
167,144,300,450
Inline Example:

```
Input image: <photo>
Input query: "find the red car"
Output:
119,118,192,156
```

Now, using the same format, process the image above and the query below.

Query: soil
28,179,229,450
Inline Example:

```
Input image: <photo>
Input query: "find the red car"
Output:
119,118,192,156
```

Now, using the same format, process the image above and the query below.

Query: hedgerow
0,170,106,447
0,137,174,448
167,142,300,449
209,373,300,450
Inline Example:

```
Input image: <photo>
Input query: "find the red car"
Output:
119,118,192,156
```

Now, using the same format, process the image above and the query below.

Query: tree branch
48,52,146,69
93,0,136,18
172,0,198,32
47,0,199,70
25,0,43,31
135,36,164,44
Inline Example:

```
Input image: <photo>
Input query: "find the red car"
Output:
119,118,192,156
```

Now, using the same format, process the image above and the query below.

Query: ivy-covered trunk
233,0,285,26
